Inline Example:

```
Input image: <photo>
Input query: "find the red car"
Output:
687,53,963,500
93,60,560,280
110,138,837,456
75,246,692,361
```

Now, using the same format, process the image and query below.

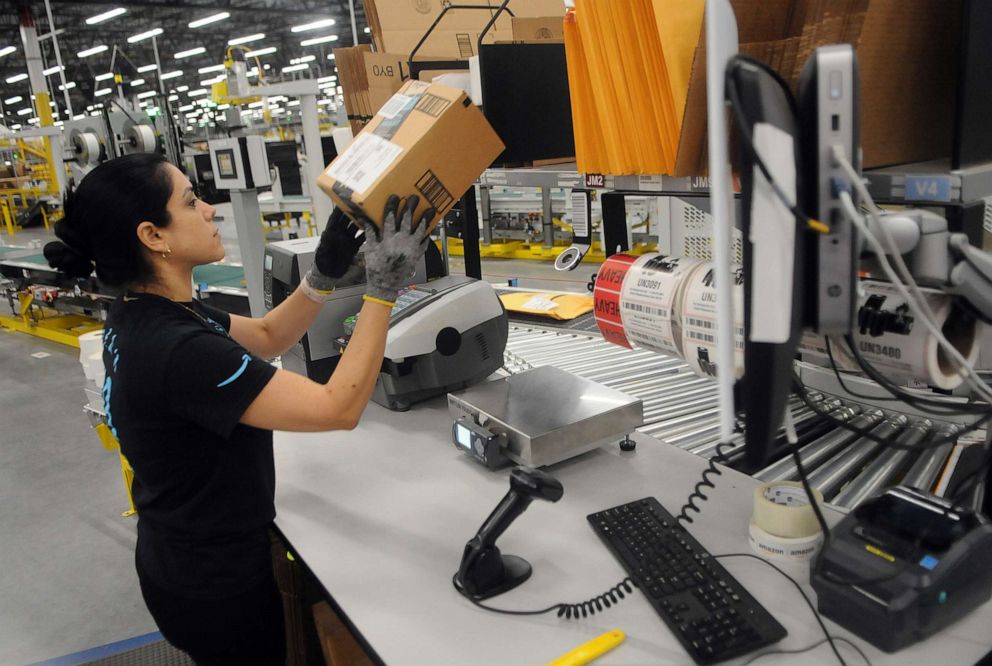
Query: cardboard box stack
333,45,374,135
318,80,505,234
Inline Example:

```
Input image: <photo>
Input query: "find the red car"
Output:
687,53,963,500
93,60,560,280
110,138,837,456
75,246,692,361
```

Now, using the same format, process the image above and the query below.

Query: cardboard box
365,0,563,58
333,45,374,135
511,17,564,42
673,0,962,175
364,52,412,114
318,80,505,233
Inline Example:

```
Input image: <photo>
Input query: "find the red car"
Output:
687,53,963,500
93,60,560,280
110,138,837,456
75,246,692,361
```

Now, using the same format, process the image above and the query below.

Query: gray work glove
301,207,367,302
359,194,435,304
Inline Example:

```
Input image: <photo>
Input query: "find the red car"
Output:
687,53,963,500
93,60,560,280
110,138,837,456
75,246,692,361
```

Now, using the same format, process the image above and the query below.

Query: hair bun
44,240,94,278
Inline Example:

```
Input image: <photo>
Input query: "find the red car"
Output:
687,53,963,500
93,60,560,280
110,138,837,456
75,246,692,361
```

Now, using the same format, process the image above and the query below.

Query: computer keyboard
588,497,787,664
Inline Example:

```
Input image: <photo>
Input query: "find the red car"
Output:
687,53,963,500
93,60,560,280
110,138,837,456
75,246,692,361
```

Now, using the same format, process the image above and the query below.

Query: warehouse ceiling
0,1,370,126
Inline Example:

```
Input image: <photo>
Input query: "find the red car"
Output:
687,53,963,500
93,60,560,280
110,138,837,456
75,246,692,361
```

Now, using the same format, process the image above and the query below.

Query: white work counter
273,393,992,665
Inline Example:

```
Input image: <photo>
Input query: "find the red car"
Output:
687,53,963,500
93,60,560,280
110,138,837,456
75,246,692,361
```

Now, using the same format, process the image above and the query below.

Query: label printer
361,275,509,411
263,238,507,410
811,486,992,652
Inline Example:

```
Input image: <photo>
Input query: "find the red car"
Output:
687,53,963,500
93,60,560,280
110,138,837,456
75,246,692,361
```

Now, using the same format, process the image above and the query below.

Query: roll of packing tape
748,481,824,562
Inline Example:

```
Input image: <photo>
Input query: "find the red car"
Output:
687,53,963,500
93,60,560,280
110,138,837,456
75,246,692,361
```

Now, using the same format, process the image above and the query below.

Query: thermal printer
811,485,992,652
358,275,509,411
262,235,427,381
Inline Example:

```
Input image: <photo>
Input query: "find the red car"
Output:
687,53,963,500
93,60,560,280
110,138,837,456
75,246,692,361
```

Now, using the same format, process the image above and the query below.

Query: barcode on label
377,93,413,120
569,192,589,237
325,133,403,195
623,302,665,317
415,93,452,118
687,317,713,329
416,169,454,212
688,330,715,343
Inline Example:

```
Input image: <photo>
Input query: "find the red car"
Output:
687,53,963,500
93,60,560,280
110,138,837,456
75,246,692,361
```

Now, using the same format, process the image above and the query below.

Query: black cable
714,553,849,666
451,574,636,619
741,636,872,666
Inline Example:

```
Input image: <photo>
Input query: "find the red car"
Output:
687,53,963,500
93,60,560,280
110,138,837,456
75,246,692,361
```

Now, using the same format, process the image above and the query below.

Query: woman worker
44,152,433,665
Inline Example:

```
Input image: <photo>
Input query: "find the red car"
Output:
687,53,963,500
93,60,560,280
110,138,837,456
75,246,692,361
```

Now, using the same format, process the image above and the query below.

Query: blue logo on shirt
217,354,252,387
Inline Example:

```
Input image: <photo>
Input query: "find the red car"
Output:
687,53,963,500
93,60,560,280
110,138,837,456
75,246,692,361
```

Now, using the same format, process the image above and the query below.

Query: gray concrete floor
0,213,591,664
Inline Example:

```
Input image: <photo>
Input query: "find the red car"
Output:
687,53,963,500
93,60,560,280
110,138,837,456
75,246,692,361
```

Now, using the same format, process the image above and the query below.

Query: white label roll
800,280,982,390
614,253,702,357
680,263,745,379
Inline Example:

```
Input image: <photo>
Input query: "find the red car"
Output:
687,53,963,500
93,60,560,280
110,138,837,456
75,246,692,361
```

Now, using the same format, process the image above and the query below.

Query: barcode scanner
454,467,563,600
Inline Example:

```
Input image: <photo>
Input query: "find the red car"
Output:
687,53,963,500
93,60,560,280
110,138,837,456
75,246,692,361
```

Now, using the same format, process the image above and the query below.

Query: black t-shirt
102,293,278,599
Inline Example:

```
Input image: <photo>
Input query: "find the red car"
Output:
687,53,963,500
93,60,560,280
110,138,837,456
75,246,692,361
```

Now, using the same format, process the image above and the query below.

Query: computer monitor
726,57,806,472
708,0,859,470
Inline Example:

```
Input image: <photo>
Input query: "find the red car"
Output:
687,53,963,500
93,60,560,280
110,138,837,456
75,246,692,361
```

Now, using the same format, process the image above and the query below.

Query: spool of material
78,330,103,381
617,253,703,356
123,123,158,154
593,252,743,379
748,481,824,562
89,351,105,387
680,263,744,379
69,130,101,166
800,280,982,390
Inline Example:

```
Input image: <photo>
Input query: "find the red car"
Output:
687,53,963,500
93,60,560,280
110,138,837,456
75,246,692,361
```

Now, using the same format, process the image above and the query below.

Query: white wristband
298,279,334,304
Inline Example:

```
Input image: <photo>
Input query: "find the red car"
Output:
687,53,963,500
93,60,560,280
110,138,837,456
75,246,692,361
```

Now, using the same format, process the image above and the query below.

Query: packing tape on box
748,481,824,562
593,252,743,379
799,280,982,391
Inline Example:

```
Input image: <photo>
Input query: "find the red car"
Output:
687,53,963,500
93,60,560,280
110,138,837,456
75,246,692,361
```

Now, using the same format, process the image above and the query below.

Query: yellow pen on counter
546,629,626,666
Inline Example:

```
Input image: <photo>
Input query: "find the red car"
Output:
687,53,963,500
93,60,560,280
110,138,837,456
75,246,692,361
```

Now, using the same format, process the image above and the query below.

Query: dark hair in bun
44,153,174,286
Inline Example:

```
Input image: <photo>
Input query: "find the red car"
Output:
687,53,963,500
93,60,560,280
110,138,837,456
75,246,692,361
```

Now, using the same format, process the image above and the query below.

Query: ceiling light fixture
174,47,206,59
128,28,163,44
42,65,64,76
244,46,276,58
0,46,18,58
77,45,108,58
130,79,145,87
137,64,158,73
95,88,112,97
86,8,126,25
188,12,230,29
95,72,114,81
198,64,225,74
160,70,184,80
291,18,336,32
300,35,338,47
228,33,264,46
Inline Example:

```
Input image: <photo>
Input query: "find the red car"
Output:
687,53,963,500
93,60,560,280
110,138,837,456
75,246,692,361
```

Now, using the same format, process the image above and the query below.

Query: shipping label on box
318,80,504,233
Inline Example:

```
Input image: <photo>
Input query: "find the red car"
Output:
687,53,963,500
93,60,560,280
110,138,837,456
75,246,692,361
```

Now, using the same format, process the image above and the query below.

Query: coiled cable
676,439,731,527
452,574,637,619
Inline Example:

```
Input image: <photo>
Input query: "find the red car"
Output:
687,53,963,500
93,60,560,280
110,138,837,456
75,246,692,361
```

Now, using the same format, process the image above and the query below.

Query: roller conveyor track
504,325,979,510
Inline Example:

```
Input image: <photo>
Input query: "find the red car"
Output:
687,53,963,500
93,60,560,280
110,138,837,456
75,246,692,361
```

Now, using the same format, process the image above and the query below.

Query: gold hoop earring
161,246,172,260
